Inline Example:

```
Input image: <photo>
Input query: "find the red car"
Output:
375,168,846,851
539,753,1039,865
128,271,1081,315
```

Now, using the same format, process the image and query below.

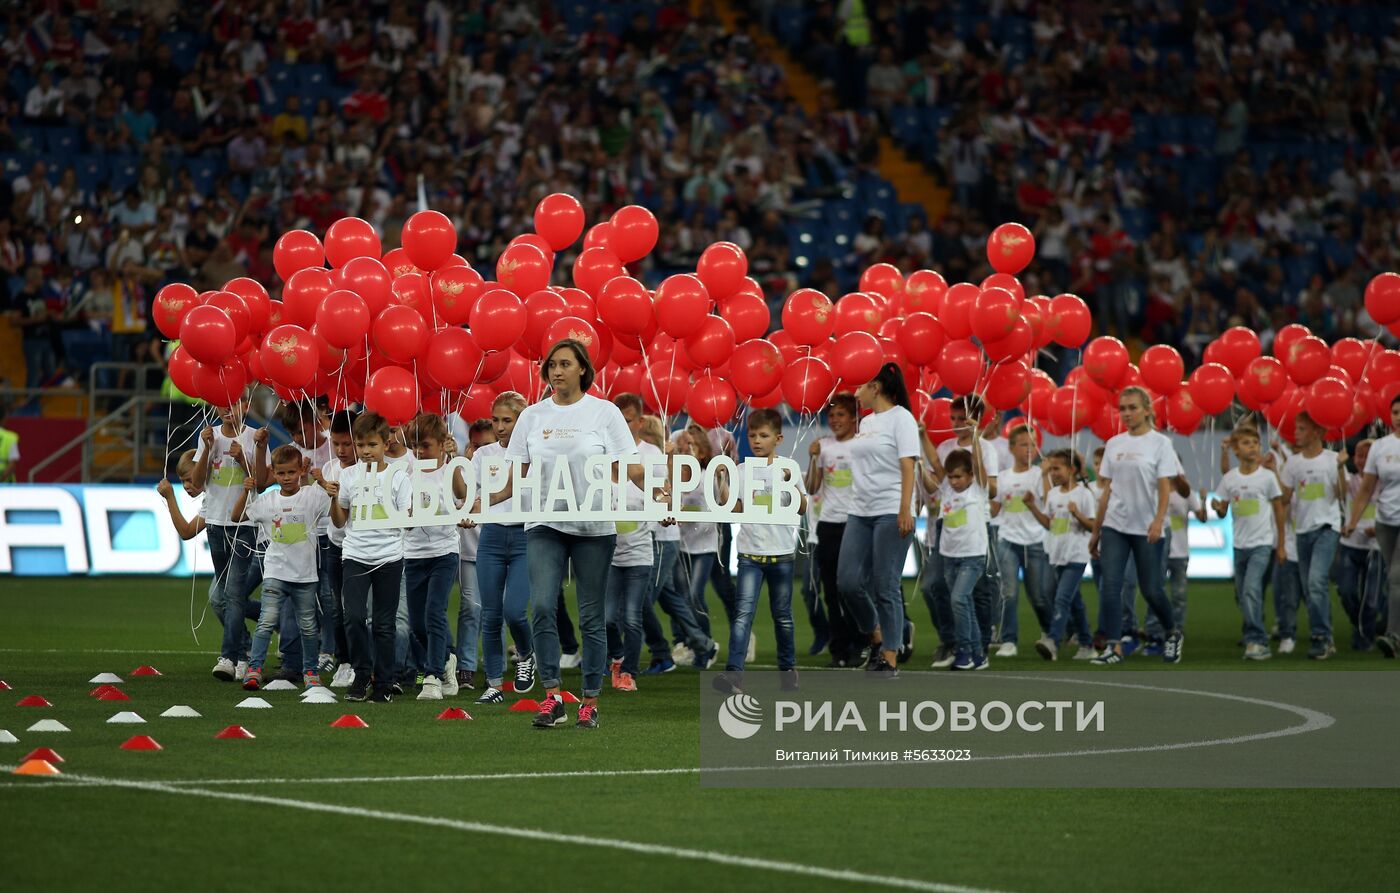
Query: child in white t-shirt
926,441,990,670
604,482,662,693
1339,439,1383,650
1144,462,1207,654
990,424,1053,656
1212,426,1286,660
312,410,360,688
232,444,332,690
1026,448,1095,659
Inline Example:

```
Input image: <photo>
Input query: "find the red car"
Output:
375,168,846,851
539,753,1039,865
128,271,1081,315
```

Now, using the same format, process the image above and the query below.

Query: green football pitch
0,577,1394,893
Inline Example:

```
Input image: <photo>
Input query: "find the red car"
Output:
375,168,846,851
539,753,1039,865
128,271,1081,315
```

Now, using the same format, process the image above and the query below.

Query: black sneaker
273,665,300,684
346,673,370,702
899,620,915,664
368,687,393,703
1090,645,1124,666
515,653,537,693
711,672,743,695
780,669,800,691
1377,634,1398,659
475,687,504,704
866,656,898,679
457,669,476,691
807,630,830,656
532,695,566,728
864,645,884,671
576,702,599,729
390,682,405,696
693,643,718,670
1163,631,1184,664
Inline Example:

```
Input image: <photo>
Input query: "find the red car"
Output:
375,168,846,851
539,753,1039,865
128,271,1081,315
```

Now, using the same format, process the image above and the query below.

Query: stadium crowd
3,0,1400,399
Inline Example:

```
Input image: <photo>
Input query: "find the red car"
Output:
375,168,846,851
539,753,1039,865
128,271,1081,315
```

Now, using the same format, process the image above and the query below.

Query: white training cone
299,686,333,698
106,711,145,724
26,720,70,733
89,673,124,684
235,697,272,709
160,706,201,718
301,689,337,704
262,679,298,692
0,730,17,743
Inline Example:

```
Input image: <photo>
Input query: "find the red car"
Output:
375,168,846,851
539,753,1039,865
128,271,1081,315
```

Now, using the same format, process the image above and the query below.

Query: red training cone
0,680,11,690
23,747,63,764
436,707,472,720
13,759,60,776
559,692,581,704
120,735,162,751
330,714,368,728
215,725,255,739
508,699,540,712
97,689,131,702
90,685,118,698
16,695,51,707
130,666,162,677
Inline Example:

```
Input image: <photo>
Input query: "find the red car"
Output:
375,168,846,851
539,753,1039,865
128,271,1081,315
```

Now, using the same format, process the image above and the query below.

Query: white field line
0,770,1014,893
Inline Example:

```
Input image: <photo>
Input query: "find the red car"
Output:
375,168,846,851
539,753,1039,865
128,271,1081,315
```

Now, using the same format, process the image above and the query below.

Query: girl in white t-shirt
1276,412,1345,659
990,424,1053,657
1344,394,1400,657
805,393,864,667
313,411,360,688
1025,448,1095,659
1339,439,1383,650
1211,426,1287,660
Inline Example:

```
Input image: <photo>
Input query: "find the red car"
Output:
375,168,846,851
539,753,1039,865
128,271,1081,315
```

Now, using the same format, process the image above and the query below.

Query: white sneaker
1072,642,1096,661
330,663,355,688
234,660,249,682
995,642,1018,658
1278,637,1296,655
1034,637,1057,661
672,642,695,665
746,633,757,662
417,676,443,700
1244,643,1272,660
559,651,581,669
211,657,235,681
442,654,459,697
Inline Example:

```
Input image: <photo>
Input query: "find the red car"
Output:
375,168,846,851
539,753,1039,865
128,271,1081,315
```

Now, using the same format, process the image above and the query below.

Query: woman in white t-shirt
1339,439,1383,650
835,363,921,676
496,340,651,729
1343,393,1400,657
1087,386,1183,664
1277,413,1346,659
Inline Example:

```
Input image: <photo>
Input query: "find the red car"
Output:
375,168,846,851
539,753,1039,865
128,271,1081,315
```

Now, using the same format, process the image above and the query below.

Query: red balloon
903,269,948,315
582,222,613,252
982,317,1033,363
431,265,485,326
1139,345,1184,394
573,247,626,299
1212,326,1262,377
833,292,882,337
1344,384,1376,435
1048,294,1091,348
180,305,237,365
1026,295,1054,349
491,243,548,298
769,329,802,366
1366,350,1400,389
1285,335,1331,385
898,312,947,367
940,282,978,340
334,255,392,318
373,305,430,364
401,210,457,272
477,349,510,385
655,274,713,338
1272,323,1311,360
266,300,285,330
470,289,528,352
984,360,1031,410
542,316,602,365
1083,336,1129,389
782,357,834,414
522,290,569,357
597,276,654,336
273,229,325,281
311,328,345,375
683,316,736,369
687,373,737,428
556,286,597,326
381,247,419,279
1049,386,1096,433
192,358,249,408
831,332,884,385
720,290,769,343
643,362,690,415
167,345,201,396
1365,272,1400,326
259,324,319,389
390,272,432,321
1166,390,1204,435
859,263,904,301
731,339,784,397
280,267,329,328
534,193,586,252
1306,377,1353,429
609,205,659,263
152,283,198,339
203,291,250,344
365,366,418,425
981,273,1026,304
923,397,955,444
938,339,983,395
986,222,1035,275
1187,362,1235,415
1331,337,1374,383
324,217,381,268
970,287,1019,343
696,242,747,301
782,289,835,345
750,384,784,410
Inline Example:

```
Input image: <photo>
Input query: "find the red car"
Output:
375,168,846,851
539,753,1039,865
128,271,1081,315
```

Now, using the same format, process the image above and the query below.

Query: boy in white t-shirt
1339,439,1383,650
1211,427,1286,660
325,412,412,703
1275,412,1345,659
604,482,664,692
311,410,359,688
990,424,1053,657
926,442,991,671
231,444,332,690
1025,448,1096,659
711,408,807,695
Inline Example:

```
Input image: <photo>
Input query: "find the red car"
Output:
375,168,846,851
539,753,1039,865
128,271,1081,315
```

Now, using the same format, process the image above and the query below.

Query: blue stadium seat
45,127,80,154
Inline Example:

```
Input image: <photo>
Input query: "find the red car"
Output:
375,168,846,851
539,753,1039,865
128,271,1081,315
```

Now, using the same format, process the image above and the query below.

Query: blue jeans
920,527,954,646
456,559,481,671
250,578,318,674
1091,555,1140,635
995,539,1052,643
1146,557,1189,641
684,549,733,647
324,539,348,659
527,526,615,698
405,553,457,679
341,558,402,688
1047,563,1092,646
1096,526,1174,640
836,514,912,648
1296,526,1338,642
730,556,796,672
1272,559,1300,639
944,554,988,653
605,563,652,677
1233,546,1273,646
657,544,714,652
315,535,337,656
1337,545,1383,646
477,524,531,688
207,524,258,662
